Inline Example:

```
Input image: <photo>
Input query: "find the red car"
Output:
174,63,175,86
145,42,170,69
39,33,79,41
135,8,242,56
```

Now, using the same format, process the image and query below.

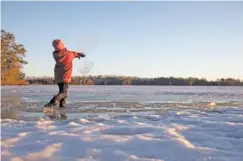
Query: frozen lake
1,85,243,161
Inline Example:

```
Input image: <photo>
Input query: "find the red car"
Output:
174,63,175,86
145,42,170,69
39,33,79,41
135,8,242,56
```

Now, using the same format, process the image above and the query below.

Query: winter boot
44,95,58,108
59,97,67,108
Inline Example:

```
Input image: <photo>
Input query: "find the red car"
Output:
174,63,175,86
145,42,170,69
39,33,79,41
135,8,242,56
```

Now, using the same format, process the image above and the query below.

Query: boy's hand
77,52,85,59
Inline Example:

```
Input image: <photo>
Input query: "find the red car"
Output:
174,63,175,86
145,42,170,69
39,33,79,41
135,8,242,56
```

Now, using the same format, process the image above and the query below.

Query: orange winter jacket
53,48,79,83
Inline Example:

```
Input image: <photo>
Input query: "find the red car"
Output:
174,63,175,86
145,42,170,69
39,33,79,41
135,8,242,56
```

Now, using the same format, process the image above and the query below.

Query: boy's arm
52,52,57,61
68,51,85,59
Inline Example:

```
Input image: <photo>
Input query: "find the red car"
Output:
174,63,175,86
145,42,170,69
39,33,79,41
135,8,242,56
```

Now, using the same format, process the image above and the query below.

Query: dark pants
46,83,68,107
56,83,68,102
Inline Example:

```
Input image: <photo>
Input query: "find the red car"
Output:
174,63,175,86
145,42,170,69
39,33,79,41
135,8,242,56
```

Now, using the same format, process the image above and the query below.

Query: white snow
1,107,243,161
2,85,243,161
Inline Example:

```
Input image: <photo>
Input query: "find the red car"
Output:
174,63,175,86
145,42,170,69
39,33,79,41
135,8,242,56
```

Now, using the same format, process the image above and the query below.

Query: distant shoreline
23,76,243,86
1,84,243,87
1,75,243,86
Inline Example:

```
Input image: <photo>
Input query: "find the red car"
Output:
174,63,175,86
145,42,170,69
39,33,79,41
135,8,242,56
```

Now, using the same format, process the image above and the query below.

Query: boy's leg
59,83,68,107
54,83,68,101
44,84,60,107
44,83,68,107
57,83,66,107
58,83,62,93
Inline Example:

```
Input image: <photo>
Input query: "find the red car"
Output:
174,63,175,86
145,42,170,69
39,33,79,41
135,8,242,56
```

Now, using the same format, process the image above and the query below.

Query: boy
44,39,85,108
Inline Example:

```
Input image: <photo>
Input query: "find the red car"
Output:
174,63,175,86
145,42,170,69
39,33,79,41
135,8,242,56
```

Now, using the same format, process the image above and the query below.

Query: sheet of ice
1,107,243,161
2,86,243,160
2,85,243,103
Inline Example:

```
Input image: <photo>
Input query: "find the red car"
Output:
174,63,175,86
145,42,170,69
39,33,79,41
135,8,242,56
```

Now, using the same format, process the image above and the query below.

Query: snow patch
80,119,90,123
2,106,243,161
10,143,62,161
68,122,81,127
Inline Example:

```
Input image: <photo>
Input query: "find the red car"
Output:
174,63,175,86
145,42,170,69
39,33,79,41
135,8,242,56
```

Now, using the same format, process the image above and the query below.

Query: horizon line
24,75,243,81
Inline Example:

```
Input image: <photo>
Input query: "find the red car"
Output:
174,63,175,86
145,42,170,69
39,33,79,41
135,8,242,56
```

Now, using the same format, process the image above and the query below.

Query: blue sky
2,1,243,80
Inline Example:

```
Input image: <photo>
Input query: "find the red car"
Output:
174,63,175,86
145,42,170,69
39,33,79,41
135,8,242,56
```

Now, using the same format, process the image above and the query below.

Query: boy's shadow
43,108,67,121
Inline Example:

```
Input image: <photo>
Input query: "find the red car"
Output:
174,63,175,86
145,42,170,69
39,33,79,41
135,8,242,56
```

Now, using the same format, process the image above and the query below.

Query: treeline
1,30,28,85
25,76,243,86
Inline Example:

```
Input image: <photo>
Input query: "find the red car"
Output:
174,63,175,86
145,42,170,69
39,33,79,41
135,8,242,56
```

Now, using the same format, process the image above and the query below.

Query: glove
77,52,85,59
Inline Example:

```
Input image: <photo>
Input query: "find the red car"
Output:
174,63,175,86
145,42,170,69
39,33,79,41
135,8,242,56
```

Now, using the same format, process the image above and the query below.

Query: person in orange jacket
44,39,85,108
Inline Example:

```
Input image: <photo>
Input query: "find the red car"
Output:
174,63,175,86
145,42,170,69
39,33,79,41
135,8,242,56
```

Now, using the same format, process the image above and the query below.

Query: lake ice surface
1,86,243,161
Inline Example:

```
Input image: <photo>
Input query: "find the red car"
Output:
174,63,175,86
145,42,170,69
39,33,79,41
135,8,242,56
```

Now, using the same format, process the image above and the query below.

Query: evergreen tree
1,30,28,85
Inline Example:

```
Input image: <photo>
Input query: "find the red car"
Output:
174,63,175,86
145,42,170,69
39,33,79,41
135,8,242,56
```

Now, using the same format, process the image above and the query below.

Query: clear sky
2,1,243,80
